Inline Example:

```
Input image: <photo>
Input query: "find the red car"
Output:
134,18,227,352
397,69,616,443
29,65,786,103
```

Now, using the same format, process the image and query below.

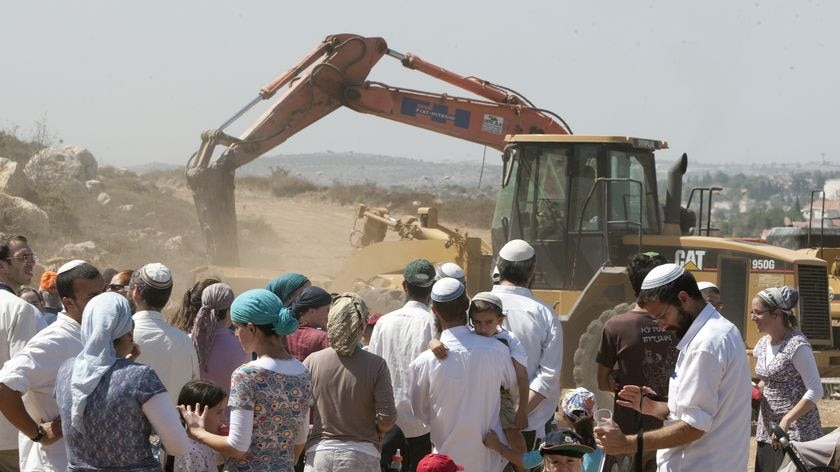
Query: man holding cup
595,263,751,471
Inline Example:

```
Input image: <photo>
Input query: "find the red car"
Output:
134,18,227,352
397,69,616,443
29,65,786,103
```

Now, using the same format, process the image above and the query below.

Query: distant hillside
242,152,503,189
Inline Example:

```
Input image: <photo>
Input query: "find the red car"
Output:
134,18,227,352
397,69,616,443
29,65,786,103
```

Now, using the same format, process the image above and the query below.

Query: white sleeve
227,407,253,452
408,357,430,427
295,414,310,445
530,310,563,397
143,392,189,456
791,344,823,402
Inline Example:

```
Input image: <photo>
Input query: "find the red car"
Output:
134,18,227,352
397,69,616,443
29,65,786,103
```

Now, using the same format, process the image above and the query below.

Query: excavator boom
186,33,570,264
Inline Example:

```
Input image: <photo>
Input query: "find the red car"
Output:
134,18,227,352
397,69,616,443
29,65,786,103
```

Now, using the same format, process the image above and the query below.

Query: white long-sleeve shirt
659,305,751,472
492,285,564,435
409,326,517,472
368,300,436,438
0,290,39,450
0,313,82,471
132,310,200,405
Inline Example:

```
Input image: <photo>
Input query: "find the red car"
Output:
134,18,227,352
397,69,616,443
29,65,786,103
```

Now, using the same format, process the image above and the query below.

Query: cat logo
675,249,706,271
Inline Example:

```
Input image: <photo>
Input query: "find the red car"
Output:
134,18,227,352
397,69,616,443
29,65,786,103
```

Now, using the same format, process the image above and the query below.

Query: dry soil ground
182,186,840,471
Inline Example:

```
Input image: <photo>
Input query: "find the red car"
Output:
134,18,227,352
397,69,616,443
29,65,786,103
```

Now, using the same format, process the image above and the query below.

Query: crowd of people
0,232,831,472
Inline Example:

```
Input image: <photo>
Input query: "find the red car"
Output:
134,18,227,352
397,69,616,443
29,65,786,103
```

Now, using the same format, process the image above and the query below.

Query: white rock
24,146,98,194
0,158,30,196
97,192,111,205
85,180,104,192
0,192,49,235
119,204,134,212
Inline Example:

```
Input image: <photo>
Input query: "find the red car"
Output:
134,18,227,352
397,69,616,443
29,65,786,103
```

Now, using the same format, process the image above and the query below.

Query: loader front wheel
572,303,632,410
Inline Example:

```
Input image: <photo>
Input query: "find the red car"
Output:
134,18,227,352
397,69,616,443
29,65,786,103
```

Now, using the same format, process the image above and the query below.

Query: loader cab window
569,149,601,233
494,145,570,243
607,150,658,232
491,143,573,289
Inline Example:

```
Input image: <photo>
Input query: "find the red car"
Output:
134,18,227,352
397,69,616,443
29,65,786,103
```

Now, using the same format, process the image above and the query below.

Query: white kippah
440,262,465,281
471,292,503,311
499,239,535,262
641,263,685,289
140,263,172,289
697,281,718,291
431,277,465,303
57,260,87,274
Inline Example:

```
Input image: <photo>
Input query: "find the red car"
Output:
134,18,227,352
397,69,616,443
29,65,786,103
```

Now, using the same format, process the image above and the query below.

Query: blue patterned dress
225,364,312,471
55,358,167,472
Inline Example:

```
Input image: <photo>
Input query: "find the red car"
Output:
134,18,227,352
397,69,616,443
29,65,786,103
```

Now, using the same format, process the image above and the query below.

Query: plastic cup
594,408,617,432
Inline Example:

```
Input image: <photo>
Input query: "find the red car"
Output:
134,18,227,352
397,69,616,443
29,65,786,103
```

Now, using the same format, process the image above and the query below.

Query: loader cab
491,135,667,291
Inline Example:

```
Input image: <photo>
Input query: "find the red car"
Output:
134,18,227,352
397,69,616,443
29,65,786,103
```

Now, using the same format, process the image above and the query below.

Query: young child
559,388,603,472
175,380,228,472
537,429,593,472
430,291,531,471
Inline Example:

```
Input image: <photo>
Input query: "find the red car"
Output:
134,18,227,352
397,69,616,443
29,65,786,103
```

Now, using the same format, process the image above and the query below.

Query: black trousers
380,427,430,472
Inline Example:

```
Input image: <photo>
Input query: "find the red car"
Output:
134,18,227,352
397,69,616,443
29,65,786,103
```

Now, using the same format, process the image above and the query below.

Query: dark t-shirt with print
597,308,677,433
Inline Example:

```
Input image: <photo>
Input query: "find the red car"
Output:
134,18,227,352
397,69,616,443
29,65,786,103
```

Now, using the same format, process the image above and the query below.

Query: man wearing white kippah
130,263,199,406
595,263,751,472
0,260,104,471
491,239,563,450
409,278,517,471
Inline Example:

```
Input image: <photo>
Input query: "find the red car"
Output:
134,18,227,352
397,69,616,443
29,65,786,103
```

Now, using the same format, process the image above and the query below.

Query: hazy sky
3,1,838,170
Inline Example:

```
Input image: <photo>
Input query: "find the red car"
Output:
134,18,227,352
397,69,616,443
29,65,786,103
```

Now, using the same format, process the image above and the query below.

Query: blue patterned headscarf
266,273,310,306
71,292,134,432
231,289,299,335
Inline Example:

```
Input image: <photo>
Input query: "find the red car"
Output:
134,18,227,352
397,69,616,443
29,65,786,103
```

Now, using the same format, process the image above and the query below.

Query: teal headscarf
266,273,310,305
231,289,299,335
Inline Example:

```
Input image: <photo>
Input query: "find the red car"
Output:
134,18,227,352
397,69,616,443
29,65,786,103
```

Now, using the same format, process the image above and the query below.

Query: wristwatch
31,425,46,443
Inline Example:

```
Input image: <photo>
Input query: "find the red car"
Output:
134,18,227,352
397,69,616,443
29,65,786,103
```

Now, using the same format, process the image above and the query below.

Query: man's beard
667,305,694,341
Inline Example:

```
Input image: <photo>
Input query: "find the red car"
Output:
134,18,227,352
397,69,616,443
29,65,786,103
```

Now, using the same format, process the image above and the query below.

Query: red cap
417,454,464,472
367,312,384,326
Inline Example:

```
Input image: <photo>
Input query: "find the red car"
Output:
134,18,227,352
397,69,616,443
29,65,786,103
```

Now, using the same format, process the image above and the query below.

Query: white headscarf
70,292,134,432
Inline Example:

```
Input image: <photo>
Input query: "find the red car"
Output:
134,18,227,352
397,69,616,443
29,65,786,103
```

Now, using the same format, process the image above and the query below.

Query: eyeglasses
5,254,37,264
651,305,673,321
106,284,128,292
751,309,772,316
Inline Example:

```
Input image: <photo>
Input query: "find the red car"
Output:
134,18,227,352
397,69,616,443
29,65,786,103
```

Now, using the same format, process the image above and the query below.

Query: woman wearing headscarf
286,286,333,361
302,293,397,472
55,292,189,471
179,289,312,472
266,273,311,307
752,285,823,471
190,283,248,392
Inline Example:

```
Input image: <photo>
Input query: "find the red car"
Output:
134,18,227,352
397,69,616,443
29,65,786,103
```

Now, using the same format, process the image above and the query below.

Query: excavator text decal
400,98,470,128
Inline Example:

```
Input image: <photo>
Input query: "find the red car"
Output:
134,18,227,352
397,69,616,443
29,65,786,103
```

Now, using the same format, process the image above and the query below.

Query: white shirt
0,313,82,471
132,310,199,405
659,305,751,472
493,329,528,367
0,290,39,451
409,326,517,472
491,285,564,434
368,300,436,438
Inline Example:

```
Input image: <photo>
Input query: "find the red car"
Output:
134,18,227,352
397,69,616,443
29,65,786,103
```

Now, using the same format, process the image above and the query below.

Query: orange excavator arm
186,33,570,265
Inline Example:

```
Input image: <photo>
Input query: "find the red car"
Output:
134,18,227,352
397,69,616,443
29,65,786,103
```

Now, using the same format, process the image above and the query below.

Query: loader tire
572,302,632,410
356,287,405,315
